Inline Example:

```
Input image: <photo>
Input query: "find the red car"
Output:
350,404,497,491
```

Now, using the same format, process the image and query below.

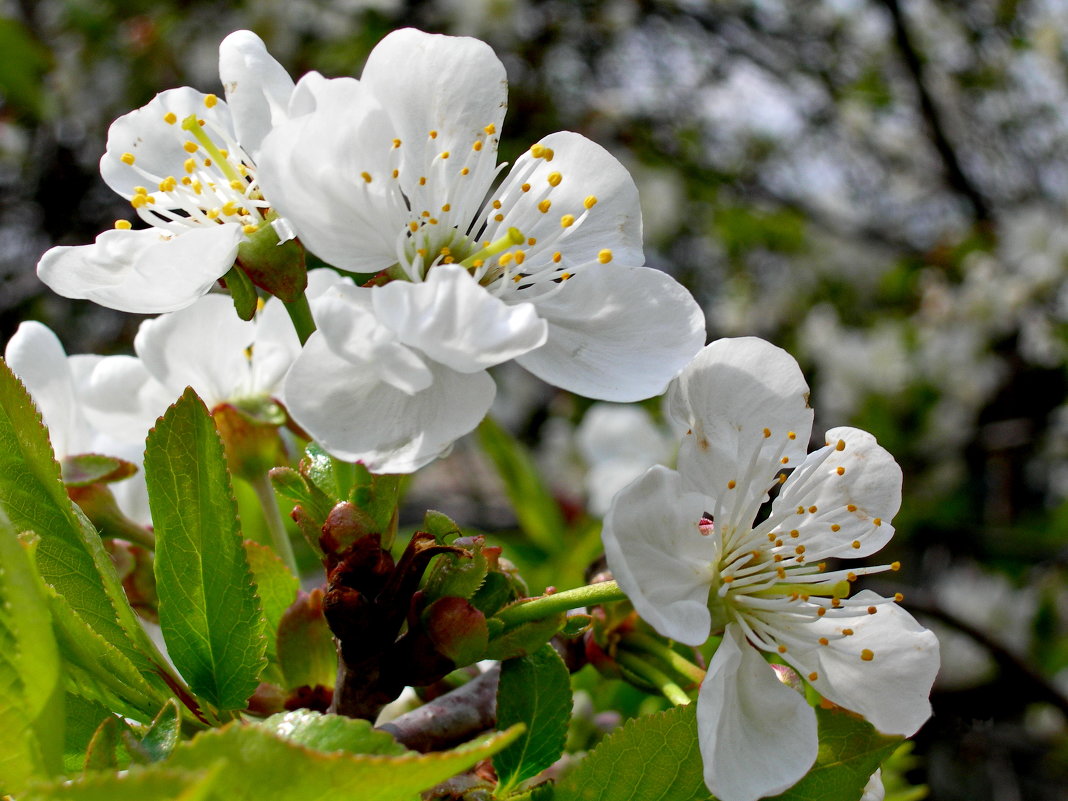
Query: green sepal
235,220,307,303
485,613,567,662
61,453,138,486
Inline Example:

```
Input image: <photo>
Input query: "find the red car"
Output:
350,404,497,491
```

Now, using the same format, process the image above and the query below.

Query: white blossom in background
576,403,675,516
258,28,705,473
36,31,296,313
601,337,939,801
4,322,150,522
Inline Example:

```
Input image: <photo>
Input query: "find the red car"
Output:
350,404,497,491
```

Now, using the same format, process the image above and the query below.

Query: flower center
115,95,268,235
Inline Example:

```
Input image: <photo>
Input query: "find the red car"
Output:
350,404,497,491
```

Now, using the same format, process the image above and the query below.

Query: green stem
620,631,707,686
616,650,692,706
250,472,298,575
493,580,628,627
283,292,316,346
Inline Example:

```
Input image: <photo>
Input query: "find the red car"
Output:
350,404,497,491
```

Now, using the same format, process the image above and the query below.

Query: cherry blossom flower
601,337,939,801
37,31,295,313
256,28,705,473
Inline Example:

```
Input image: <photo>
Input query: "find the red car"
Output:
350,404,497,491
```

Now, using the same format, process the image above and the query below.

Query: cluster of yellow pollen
112,94,265,235
704,428,905,677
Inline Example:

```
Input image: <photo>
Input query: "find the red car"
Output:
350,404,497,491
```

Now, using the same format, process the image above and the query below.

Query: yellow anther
392,169,400,179
835,439,846,451
461,167,469,176
230,179,244,191
219,149,228,158
409,221,419,232
130,195,149,209
819,637,829,646
773,554,783,562
243,224,259,234
847,504,857,512
890,561,901,571
781,457,790,465
133,185,148,195
419,177,427,186
361,171,372,183
538,199,552,213
894,592,904,602
422,210,431,218
547,171,562,187
777,644,787,654
597,249,613,263
498,252,514,267
114,219,132,230
527,237,537,245
846,572,857,582
184,158,197,174
181,177,192,185
484,124,496,135
514,250,526,265
788,431,796,439
493,199,503,209
429,130,438,139
221,201,239,216
867,606,877,615
836,466,845,476
795,545,805,555
808,505,818,513
473,140,483,151
842,628,854,636
776,567,786,579
442,203,451,212
203,158,213,167
584,195,598,209
183,141,198,153
158,177,177,192
121,152,136,165
513,274,523,283
851,540,861,549
861,649,874,662
163,111,178,125
440,151,450,159
543,148,555,161
789,529,799,538
204,94,218,108
797,506,805,515
530,144,545,158
727,480,736,489
723,575,734,584
552,252,562,263
494,213,505,222
808,671,818,681
207,208,219,219
560,214,575,228
873,518,882,526
428,218,438,225
832,598,842,608
393,138,402,148
816,607,826,616
763,427,772,438
521,183,531,192
439,247,451,256
830,524,841,532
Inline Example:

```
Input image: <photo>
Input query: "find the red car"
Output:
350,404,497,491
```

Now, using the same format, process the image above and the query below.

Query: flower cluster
602,337,940,801
34,28,705,474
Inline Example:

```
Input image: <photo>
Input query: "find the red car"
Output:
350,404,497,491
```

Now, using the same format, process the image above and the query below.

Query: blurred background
2,0,1067,798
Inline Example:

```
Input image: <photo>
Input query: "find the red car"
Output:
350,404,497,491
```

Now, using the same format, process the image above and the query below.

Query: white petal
360,28,506,203
602,465,716,646
312,283,433,394
37,226,242,314
861,770,885,801
698,625,818,801
373,265,547,373
99,87,236,199
248,297,303,398
668,337,812,509
771,427,902,558
784,590,939,736
134,294,255,407
282,333,496,474
515,264,705,401
218,30,294,158
4,322,84,457
490,131,644,268
77,355,172,444
256,78,400,272
578,403,668,467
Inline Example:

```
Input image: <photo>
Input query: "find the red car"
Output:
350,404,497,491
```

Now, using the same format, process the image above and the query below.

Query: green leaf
277,589,337,691
164,720,524,801
46,588,172,722
553,704,711,801
0,685,46,795
495,644,572,795
28,765,221,801
84,716,130,772
0,358,166,680
767,707,903,801
477,417,566,552
125,700,183,764
485,613,567,662
261,709,408,755
145,388,268,712
0,18,50,120
244,540,299,662
63,695,118,775
0,520,63,777
61,453,138,486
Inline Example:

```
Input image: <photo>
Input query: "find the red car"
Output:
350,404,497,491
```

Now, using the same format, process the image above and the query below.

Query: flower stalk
492,580,628,628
